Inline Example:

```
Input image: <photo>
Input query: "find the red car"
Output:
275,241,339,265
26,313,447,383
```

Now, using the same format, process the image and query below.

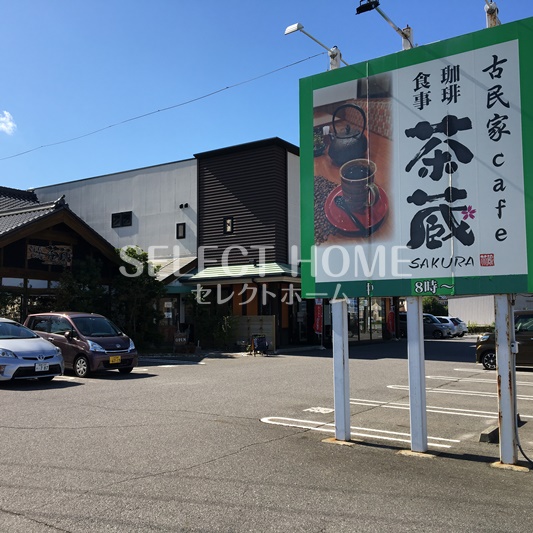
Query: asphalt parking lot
2,336,533,532
262,337,533,458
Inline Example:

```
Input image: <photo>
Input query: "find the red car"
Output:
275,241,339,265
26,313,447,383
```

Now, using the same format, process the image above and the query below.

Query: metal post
484,1,501,28
332,299,351,441
494,294,517,464
406,296,428,452
401,25,413,51
375,6,414,49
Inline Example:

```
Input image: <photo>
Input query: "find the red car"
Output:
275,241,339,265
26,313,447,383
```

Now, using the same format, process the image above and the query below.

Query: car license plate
35,363,49,372
109,356,121,364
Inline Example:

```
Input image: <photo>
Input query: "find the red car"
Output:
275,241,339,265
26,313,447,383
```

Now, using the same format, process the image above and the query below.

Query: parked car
24,312,138,378
0,317,64,382
435,316,459,337
399,313,454,339
476,311,533,370
450,317,468,337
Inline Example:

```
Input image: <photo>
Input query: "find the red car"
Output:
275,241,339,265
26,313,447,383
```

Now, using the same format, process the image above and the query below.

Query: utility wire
0,52,325,162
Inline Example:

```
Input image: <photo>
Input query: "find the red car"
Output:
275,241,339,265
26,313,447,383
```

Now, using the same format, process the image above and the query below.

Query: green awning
185,262,299,283
165,284,193,294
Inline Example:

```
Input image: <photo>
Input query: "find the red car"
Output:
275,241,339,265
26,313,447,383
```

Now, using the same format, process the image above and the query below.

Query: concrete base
397,450,437,459
322,437,361,446
490,461,529,473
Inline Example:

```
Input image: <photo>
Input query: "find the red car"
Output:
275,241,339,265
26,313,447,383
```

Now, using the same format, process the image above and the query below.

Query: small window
112,211,133,228
223,216,234,235
176,223,186,239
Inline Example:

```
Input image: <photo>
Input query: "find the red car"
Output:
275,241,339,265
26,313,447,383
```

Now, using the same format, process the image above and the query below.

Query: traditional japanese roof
0,195,66,237
0,186,40,211
0,188,118,263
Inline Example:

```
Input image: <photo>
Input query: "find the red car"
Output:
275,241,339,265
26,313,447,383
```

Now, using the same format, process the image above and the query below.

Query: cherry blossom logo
461,205,476,220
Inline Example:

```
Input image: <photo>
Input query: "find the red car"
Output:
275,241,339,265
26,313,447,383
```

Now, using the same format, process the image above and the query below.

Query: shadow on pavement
280,337,478,364
0,378,83,391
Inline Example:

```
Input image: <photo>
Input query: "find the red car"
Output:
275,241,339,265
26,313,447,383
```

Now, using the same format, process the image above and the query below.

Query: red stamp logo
480,254,495,267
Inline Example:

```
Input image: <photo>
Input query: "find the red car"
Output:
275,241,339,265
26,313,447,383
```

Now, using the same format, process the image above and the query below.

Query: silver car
436,316,459,337
451,317,468,337
0,318,64,382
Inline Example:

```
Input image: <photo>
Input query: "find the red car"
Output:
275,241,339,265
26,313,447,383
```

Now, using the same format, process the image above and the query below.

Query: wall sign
27,244,73,266
300,17,533,298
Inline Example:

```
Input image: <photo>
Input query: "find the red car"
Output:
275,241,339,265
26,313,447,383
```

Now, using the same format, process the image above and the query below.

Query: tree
422,296,448,316
55,256,110,315
53,247,166,348
112,246,166,346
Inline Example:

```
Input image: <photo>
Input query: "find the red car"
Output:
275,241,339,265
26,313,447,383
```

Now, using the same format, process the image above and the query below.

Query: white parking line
349,397,533,419
260,417,457,448
454,367,533,376
387,384,533,401
139,359,206,366
157,362,206,366
427,375,533,386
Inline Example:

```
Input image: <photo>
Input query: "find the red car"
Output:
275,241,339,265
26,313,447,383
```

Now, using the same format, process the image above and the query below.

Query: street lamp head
356,0,380,15
284,22,349,68
284,22,304,35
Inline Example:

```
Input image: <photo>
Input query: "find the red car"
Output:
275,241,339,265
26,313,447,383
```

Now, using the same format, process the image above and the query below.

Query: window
516,315,533,332
176,223,186,239
111,211,132,228
50,317,73,335
223,216,234,235
30,317,50,333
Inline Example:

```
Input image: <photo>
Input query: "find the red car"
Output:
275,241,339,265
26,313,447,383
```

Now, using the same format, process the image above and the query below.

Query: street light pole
356,1,414,50
284,23,349,69
484,1,501,28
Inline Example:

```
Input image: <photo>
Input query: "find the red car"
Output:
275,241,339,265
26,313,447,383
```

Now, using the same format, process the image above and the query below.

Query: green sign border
300,17,533,298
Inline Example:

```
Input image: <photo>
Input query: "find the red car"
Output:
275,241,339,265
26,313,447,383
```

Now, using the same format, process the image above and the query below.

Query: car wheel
481,351,497,370
74,356,90,378
38,376,54,382
458,332,465,337
118,367,134,374
432,330,444,339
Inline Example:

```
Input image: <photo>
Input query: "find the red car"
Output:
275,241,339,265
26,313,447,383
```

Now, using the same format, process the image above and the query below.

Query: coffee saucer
324,185,389,237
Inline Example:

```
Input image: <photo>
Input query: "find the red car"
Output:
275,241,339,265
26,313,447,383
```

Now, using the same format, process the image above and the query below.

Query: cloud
0,111,16,135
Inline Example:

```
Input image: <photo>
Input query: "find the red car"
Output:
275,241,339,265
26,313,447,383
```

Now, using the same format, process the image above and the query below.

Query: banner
314,298,323,335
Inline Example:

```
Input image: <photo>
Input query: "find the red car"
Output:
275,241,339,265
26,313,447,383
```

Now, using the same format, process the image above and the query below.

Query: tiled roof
0,203,58,236
0,188,66,237
0,186,39,211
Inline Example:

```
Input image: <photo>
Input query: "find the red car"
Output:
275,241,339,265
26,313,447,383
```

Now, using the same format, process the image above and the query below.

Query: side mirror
64,330,75,340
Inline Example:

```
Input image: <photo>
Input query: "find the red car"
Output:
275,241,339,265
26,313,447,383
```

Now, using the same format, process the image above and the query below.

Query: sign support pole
406,296,428,452
332,299,351,441
494,294,517,464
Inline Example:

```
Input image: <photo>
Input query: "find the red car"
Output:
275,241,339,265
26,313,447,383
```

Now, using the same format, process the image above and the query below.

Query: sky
1,0,532,190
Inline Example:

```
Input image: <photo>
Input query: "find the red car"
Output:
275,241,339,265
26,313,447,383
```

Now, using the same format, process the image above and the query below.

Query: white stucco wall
448,294,533,327
34,159,197,261
447,296,495,326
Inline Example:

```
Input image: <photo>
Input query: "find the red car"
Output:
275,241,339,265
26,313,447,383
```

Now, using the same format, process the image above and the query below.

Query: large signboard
300,17,533,299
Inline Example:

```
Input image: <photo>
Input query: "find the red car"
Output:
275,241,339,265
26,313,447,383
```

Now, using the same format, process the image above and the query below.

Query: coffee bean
314,175,337,244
